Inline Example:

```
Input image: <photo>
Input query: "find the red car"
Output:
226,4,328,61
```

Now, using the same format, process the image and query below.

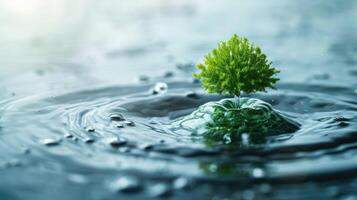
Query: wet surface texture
0,81,356,199
0,0,357,199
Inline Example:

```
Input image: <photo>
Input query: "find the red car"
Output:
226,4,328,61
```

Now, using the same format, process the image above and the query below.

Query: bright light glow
0,0,43,16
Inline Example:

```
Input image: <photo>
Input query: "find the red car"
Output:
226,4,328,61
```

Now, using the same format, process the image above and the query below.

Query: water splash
170,97,300,146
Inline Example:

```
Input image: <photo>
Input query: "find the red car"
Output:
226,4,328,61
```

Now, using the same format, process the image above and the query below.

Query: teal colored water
0,81,356,199
0,1,356,199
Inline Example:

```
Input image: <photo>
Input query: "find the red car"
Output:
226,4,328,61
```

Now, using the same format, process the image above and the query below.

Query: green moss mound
172,98,299,144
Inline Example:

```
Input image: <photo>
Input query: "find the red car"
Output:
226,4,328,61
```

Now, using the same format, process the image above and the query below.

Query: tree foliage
193,34,280,96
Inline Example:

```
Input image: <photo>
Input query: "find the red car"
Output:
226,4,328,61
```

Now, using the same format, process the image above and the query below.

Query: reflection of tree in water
172,98,299,147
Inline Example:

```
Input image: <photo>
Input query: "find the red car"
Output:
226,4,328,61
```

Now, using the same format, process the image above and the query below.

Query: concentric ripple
0,81,356,199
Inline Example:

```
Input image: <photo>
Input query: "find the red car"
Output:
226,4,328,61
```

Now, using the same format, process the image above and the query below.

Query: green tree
193,34,280,97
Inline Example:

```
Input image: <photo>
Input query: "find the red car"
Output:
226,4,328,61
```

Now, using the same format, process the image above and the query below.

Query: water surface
0,1,356,199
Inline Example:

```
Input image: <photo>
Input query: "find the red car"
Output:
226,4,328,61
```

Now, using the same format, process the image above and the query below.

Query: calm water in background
0,1,357,199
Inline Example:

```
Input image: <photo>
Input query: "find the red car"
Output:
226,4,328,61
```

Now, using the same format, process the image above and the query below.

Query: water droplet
185,92,200,99
41,138,61,146
241,133,250,145
86,127,95,132
153,82,168,94
139,143,153,150
84,138,95,143
111,176,142,193
209,164,218,172
110,114,125,122
124,120,135,126
108,137,127,148
64,133,73,138
22,147,31,154
148,183,171,197
252,168,265,178
149,120,158,125
312,73,330,80
115,123,124,128
176,62,194,72
173,177,191,190
163,71,174,78
139,75,149,82
192,78,200,84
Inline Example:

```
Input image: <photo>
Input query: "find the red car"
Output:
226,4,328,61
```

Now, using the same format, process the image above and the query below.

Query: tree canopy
193,34,280,96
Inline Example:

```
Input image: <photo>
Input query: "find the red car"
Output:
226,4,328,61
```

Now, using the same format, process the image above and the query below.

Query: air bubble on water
110,114,125,122
153,82,168,95
252,168,265,178
209,164,218,172
111,176,142,193
241,133,250,145
148,183,171,197
173,177,191,190
41,138,62,146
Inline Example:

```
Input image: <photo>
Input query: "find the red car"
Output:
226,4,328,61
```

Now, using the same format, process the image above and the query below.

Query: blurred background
0,0,356,97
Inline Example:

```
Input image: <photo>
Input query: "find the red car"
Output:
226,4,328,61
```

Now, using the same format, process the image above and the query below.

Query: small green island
174,34,299,145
